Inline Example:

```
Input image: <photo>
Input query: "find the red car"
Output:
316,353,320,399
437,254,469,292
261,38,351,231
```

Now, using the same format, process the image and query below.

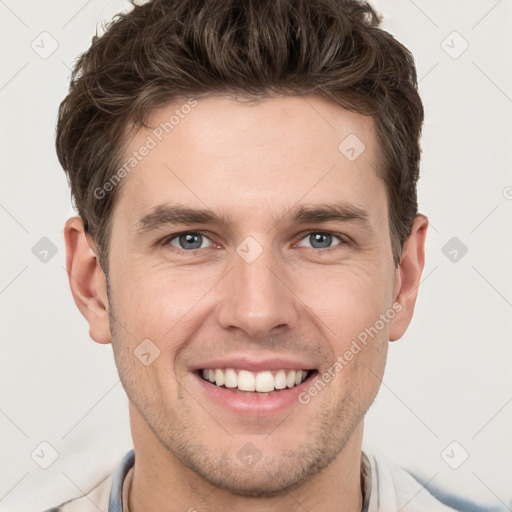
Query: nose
216,244,299,339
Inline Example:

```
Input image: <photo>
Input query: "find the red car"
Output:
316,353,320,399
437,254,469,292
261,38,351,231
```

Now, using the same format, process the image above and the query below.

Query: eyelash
161,230,349,254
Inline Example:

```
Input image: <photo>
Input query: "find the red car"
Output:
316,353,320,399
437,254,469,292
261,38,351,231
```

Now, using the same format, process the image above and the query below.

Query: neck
127,405,365,512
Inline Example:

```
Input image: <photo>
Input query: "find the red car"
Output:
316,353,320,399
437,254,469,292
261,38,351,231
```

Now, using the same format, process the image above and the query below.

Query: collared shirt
43,449,462,511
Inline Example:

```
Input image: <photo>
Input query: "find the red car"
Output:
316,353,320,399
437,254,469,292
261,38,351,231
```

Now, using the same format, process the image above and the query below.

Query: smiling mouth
197,368,317,394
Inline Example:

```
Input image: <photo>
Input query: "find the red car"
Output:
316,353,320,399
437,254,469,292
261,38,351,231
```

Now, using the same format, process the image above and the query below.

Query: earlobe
64,216,112,344
389,214,428,342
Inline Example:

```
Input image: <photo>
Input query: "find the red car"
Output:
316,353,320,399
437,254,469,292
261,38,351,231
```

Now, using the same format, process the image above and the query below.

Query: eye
165,231,214,251
297,231,345,250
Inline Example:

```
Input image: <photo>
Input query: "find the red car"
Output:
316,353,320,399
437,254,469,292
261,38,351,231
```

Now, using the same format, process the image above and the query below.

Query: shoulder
41,472,114,512
364,450,460,512
41,449,135,512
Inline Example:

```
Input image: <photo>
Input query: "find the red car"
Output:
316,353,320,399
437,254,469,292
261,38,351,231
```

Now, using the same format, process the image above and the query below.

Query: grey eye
298,232,343,249
169,232,211,250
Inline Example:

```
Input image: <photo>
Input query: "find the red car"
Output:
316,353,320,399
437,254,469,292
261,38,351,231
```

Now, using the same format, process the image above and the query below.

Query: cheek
292,261,394,342
109,262,217,341
110,246,395,353
108,289,183,414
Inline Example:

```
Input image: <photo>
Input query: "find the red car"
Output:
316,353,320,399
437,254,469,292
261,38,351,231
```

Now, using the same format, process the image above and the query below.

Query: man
50,0,459,510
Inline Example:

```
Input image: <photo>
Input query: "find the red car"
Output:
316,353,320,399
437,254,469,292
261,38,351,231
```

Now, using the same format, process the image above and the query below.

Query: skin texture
64,94,428,512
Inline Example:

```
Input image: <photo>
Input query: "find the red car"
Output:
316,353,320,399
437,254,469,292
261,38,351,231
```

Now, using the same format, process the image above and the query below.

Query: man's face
102,95,401,494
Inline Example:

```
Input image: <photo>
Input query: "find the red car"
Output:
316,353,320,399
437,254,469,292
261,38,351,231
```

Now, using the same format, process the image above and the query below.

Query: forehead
113,94,385,231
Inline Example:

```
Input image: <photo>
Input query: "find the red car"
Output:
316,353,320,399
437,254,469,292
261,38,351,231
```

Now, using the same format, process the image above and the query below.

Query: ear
389,214,428,342
64,216,111,344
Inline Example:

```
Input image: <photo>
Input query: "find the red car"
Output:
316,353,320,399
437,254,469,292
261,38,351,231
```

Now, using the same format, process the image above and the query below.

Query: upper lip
191,356,317,373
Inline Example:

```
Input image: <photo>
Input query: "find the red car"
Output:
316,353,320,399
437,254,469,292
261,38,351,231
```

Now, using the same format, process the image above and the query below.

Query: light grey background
1,0,511,510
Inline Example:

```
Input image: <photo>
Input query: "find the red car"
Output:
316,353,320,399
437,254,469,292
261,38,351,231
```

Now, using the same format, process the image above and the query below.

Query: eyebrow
133,201,371,235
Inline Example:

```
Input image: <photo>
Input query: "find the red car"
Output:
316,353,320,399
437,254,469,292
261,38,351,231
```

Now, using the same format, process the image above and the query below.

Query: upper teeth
201,368,309,392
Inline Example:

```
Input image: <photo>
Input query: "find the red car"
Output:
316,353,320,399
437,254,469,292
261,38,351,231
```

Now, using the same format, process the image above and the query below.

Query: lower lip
192,372,316,416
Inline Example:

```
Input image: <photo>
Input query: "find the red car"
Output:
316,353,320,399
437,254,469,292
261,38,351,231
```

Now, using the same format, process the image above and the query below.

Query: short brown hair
56,0,424,272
